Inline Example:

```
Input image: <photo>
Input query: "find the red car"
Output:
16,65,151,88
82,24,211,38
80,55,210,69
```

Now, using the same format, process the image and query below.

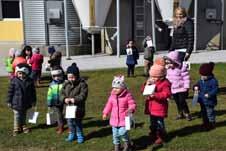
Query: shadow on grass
133,120,226,151
31,123,57,130
83,119,109,128
219,87,226,95
85,126,112,140
191,109,226,119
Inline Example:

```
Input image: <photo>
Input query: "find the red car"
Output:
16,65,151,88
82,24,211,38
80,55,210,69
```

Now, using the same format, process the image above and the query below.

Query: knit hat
15,49,22,57
112,75,126,88
32,47,40,54
8,48,15,57
165,51,181,65
66,63,80,77
51,66,64,76
48,46,56,55
199,62,215,76
154,57,166,66
149,64,166,77
15,63,31,75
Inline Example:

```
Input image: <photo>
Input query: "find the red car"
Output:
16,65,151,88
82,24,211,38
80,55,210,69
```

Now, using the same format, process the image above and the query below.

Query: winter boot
76,131,84,144
65,132,76,142
154,131,165,145
184,113,192,121
114,144,120,151
22,125,31,133
56,125,64,134
175,113,185,120
13,127,22,136
123,142,131,151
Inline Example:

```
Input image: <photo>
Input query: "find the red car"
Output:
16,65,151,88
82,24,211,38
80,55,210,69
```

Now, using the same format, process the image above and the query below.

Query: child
103,75,136,151
125,40,139,77
6,63,36,136
12,49,27,74
194,62,218,130
47,66,65,134
4,48,15,79
29,48,44,86
165,51,192,121
142,63,171,145
60,63,88,143
22,45,33,65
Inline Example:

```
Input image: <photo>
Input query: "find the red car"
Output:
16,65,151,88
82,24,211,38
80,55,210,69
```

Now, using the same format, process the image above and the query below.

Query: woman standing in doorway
169,7,194,63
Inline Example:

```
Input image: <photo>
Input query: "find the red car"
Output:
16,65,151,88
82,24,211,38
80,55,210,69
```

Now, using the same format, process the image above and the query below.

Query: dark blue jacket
7,77,36,111
126,46,139,65
196,76,218,106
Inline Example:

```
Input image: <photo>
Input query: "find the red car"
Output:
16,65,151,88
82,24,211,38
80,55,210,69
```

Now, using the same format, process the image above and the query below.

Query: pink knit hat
154,57,166,66
165,51,181,65
149,64,166,77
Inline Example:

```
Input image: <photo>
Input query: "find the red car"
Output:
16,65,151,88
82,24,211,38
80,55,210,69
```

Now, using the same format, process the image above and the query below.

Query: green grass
0,64,226,151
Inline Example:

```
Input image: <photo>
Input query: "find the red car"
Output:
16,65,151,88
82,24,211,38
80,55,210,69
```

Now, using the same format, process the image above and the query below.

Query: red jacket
141,79,171,117
29,53,43,71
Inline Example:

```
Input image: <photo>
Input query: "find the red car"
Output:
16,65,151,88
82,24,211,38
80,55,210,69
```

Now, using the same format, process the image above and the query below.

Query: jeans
67,118,84,140
200,103,215,123
13,110,27,129
150,115,165,132
52,106,64,127
112,127,129,145
173,92,190,115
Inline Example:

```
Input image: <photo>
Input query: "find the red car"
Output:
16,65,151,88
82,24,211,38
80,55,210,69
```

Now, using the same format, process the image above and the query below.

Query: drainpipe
193,0,197,52
151,0,156,48
64,0,71,60
117,0,120,57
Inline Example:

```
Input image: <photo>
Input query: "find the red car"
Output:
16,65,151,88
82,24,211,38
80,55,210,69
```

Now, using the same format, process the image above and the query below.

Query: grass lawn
0,64,226,151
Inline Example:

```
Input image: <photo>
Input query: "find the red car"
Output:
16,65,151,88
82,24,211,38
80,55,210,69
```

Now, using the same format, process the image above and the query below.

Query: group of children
5,46,218,151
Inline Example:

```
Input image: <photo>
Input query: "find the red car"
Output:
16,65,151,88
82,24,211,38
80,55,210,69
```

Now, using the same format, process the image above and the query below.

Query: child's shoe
154,131,165,145
114,144,120,151
56,126,64,134
123,142,131,151
175,114,185,120
184,114,192,121
13,127,21,136
65,133,76,142
22,126,31,133
77,133,84,144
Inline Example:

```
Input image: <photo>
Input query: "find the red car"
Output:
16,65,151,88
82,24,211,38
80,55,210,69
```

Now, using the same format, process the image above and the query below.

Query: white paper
65,105,77,119
126,48,133,55
46,112,57,125
143,84,156,96
146,40,153,47
175,48,187,52
28,112,39,124
125,114,135,130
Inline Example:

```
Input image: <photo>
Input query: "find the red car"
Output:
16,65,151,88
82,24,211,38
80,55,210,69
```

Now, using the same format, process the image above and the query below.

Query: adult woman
169,7,194,63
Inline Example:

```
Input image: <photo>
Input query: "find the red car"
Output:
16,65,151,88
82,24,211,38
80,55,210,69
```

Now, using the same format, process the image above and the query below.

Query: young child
194,62,218,130
29,48,44,86
60,63,88,143
47,66,65,134
141,63,171,145
165,51,192,121
12,49,27,74
125,40,139,77
6,63,36,136
103,75,136,151
4,48,15,79
22,45,33,65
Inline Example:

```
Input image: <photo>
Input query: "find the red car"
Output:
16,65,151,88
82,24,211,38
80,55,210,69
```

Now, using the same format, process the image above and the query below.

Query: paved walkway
1,50,226,76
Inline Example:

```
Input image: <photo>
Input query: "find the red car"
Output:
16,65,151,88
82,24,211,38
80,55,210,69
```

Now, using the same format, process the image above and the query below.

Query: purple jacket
103,89,136,127
166,63,190,94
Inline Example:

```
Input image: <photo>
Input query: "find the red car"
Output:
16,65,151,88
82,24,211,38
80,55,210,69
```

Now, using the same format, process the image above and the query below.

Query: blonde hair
174,7,187,18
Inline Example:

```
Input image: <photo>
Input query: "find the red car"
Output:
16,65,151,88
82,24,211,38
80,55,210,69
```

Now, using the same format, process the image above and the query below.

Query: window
0,0,20,19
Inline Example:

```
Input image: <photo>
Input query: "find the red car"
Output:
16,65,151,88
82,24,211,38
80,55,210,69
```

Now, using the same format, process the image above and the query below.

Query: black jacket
7,77,36,111
170,18,194,54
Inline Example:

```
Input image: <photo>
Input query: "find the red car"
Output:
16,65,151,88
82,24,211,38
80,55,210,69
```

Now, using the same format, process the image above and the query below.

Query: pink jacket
166,64,190,94
143,79,171,117
29,53,44,71
103,89,136,127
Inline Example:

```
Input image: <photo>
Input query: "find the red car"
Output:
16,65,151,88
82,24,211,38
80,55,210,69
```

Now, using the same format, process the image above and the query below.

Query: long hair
173,7,187,28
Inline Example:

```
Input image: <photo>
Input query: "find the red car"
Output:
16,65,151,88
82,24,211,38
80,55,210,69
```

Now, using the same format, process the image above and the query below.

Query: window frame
0,0,22,21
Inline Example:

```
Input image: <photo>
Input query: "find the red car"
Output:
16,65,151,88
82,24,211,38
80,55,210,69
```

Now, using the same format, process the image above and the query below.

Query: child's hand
102,114,107,120
194,86,199,91
70,98,75,103
7,103,11,108
126,109,133,115
204,93,209,98
65,98,71,104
